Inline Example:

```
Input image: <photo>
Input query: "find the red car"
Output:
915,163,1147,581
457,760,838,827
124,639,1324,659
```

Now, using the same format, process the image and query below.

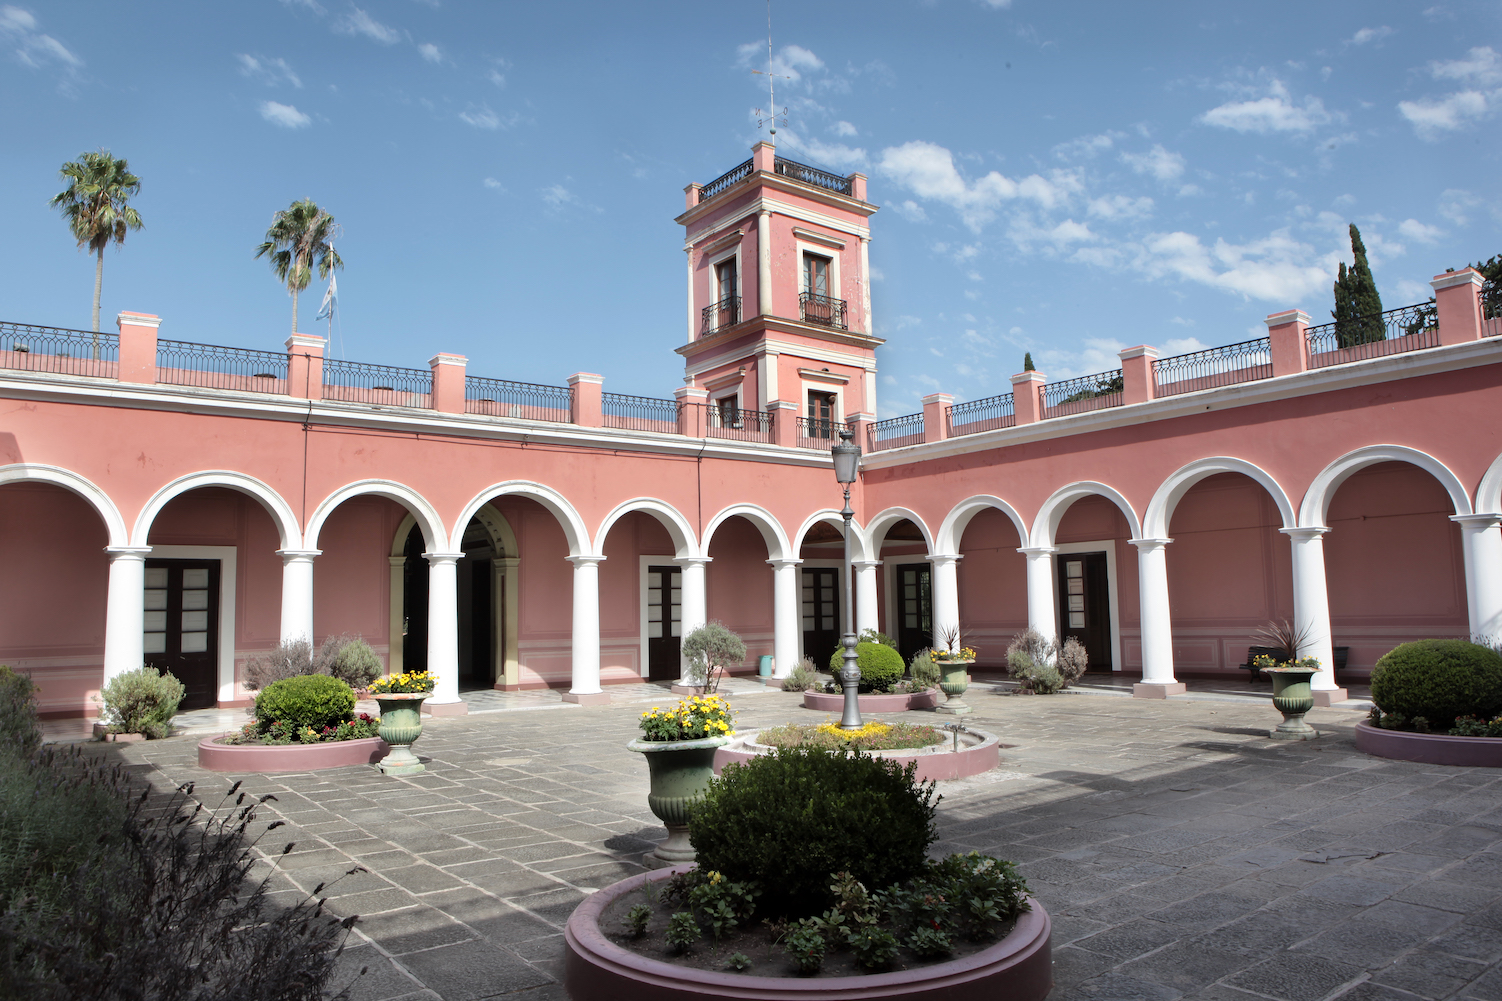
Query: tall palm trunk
92,245,104,357
291,287,299,334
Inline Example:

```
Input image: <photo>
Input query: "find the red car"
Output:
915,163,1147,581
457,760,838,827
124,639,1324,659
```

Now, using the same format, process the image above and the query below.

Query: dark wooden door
402,526,428,673
646,565,682,680
143,559,220,710
895,563,932,663
1057,552,1111,670
801,567,840,669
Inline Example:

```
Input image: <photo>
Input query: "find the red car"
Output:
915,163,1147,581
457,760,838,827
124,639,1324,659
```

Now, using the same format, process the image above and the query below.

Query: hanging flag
316,272,338,321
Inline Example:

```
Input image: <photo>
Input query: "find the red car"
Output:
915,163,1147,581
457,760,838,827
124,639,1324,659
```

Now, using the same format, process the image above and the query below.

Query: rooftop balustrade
323,357,433,408
867,412,924,452
0,321,119,379
694,155,855,206
1042,369,1124,418
1152,337,1272,398
157,338,288,394
602,392,679,433
797,416,850,450
1305,301,1438,368
1484,276,1501,339
799,292,847,330
680,402,773,443
465,375,572,423
946,393,1015,437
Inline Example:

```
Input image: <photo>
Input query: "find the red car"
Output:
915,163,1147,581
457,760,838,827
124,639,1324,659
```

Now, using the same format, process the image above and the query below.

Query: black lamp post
832,426,863,729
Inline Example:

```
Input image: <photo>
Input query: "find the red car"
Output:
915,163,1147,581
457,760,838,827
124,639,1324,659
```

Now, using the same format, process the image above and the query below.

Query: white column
387,556,406,675
566,555,606,701
758,209,773,317
859,236,873,335
1281,528,1343,704
685,248,695,342
1453,514,1502,640
1019,547,1058,645
853,560,881,636
675,556,711,683
424,552,467,713
929,554,962,650
1131,538,1185,697
768,558,802,677
103,546,152,684
276,549,320,646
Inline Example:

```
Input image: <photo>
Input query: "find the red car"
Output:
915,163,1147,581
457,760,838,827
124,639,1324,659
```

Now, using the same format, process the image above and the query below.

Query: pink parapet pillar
1119,345,1158,406
569,372,603,427
1265,310,1310,377
429,353,467,413
1011,370,1045,424
116,311,161,384
286,333,326,398
1433,269,1485,345
922,392,953,443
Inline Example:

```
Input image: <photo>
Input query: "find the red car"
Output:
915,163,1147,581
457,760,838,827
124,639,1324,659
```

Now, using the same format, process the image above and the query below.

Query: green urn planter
935,659,975,714
376,693,430,774
1262,666,1319,740
627,735,731,868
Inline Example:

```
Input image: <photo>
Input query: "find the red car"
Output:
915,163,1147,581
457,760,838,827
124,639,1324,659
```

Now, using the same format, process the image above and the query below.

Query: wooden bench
1239,645,1348,679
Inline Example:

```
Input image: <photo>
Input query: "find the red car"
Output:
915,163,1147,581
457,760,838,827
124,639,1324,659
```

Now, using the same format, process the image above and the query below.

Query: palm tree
255,199,343,333
50,150,144,349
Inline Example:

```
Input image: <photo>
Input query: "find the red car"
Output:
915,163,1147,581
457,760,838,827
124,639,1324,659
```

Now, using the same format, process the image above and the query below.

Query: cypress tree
1332,224,1385,347
1023,352,1035,371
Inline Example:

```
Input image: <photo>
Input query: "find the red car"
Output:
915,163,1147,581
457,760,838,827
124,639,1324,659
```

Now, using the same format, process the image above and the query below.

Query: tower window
716,259,738,304
807,390,837,438
803,254,830,297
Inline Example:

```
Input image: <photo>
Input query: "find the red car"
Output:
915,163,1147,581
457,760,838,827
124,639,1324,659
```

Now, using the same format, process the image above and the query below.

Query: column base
670,683,706,696
562,691,612,705
1311,688,1348,707
762,678,786,690
422,701,469,717
1132,682,1187,699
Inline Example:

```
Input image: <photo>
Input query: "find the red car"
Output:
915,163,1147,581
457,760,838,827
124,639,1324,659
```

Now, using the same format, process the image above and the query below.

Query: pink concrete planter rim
714,727,1001,783
1354,720,1502,768
801,689,941,713
197,735,390,772
564,864,1052,1000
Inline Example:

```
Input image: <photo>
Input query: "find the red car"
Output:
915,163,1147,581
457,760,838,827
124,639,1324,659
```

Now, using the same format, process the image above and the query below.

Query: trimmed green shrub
0,665,40,757
98,666,185,739
1370,640,1502,730
253,674,356,732
827,641,905,693
858,628,897,649
689,747,938,917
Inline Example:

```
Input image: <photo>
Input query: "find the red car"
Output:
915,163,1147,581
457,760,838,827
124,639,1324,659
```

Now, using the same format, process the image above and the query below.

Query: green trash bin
757,655,774,677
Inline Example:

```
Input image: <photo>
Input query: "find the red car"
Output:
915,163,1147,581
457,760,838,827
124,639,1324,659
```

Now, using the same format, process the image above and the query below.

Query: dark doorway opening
401,526,428,674
1057,551,1112,671
646,565,682,680
143,559,220,710
895,563,932,663
801,567,841,669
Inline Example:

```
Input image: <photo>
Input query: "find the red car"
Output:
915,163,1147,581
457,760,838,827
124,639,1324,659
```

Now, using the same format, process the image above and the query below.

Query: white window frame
1052,540,1123,674
803,386,844,425
796,241,841,300
637,556,683,679
708,245,742,311
710,389,742,428
146,545,239,703
797,558,845,662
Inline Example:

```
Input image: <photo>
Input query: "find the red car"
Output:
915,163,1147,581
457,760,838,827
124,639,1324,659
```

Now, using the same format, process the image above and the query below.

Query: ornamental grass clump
779,657,822,692
638,695,734,741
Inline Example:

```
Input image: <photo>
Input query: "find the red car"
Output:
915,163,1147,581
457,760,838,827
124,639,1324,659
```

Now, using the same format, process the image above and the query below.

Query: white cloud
1120,144,1184,182
892,199,928,222
1348,26,1393,46
773,43,823,80
1431,46,1502,86
237,53,301,87
980,0,1013,7
1177,183,1203,197
1397,218,1444,244
1136,228,1333,302
417,42,442,64
1398,90,1491,136
1438,188,1482,226
482,177,504,190
878,140,1077,231
1088,194,1154,220
259,101,311,128
1200,81,1332,133
459,103,508,129
831,120,857,137
1395,279,1430,302
782,133,866,170
1053,131,1120,160
336,7,400,44
0,5,82,71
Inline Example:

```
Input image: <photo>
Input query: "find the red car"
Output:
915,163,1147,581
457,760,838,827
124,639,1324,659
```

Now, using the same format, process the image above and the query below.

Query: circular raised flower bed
564,865,1052,1001
714,727,1000,782
198,735,389,772
1354,721,1502,767
802,689,940,713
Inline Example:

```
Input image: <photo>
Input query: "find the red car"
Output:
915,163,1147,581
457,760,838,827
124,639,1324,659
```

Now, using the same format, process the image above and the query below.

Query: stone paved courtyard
68,682,1502,1001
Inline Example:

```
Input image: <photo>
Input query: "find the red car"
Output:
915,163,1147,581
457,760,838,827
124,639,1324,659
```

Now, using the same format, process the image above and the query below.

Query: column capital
766,558,803,569
1129,537,1173,551
927,553,963,566
1017,546,1057,557
1279,527,1331,542
389,556,406,568
423,551,467,565
674,555,713,567
851,559,883,569
276,548,322,562
105,545,154,560
568,554,606,568
497,556,522,570
1451,513,1502,530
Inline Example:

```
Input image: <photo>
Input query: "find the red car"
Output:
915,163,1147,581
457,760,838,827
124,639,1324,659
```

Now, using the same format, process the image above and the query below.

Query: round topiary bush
254,675,356,733
690,747,938,918
1370,639,1502,730
827,641,905,693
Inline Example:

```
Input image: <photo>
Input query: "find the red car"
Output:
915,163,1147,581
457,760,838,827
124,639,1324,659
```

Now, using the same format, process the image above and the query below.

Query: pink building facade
3,145,1500,718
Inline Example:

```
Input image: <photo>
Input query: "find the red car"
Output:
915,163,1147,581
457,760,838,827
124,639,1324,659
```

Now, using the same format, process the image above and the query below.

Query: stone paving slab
64,682,1502,1000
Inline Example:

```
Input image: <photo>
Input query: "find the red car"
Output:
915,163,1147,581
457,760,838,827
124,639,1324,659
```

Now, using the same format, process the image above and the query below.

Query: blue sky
1,2,1498,418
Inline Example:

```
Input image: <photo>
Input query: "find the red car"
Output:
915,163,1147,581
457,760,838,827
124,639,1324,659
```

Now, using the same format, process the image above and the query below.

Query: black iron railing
688,402,772,443
946,393,1015,436
602,392,679,433
157,339,288,394
323,358,433,407
1484,277,1501,338
464,375,572,422
1305,301,1438,368
1152,337,1272,398
797,416,850,450
0,321,119,379
1042,369,1124,418
697,158,755,203
774,157,853,196
701,295,741,336
799,292,847,329
867,412,924,452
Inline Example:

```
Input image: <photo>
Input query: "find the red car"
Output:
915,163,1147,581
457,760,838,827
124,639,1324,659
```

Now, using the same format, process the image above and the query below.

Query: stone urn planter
627,735,732,868
564,865,1053,1001
376,692,430,774
1262,665,1319,740
934,659,975,714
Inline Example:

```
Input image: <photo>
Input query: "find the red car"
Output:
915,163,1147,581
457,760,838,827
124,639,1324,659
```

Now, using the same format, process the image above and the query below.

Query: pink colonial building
3,141,1501,720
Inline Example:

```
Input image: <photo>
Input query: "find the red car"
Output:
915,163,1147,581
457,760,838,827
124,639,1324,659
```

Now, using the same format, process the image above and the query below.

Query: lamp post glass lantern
833,428,862,729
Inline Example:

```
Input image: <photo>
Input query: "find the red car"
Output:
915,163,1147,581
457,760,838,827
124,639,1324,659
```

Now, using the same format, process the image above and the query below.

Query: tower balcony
799,292,847,330
701,296,741,336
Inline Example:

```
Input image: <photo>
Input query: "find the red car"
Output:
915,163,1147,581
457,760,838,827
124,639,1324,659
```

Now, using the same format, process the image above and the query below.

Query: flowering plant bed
368,670,437,695
639,695,735,741
221,712,379,746
931,647,977,663
758,721,945,753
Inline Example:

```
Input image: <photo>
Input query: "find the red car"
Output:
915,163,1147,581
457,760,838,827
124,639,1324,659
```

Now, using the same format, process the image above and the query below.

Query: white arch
593,498,699,560
452,481,589,558
702,503,792,561
935,495,1029,556
1029,481,1143,548
1476,450,1502,514
1299,445,1473,528
0,463,129,548
863,506,936,556
306,479,448,552
792,509,873,562
132,470,301,549
1143,458,1296,539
